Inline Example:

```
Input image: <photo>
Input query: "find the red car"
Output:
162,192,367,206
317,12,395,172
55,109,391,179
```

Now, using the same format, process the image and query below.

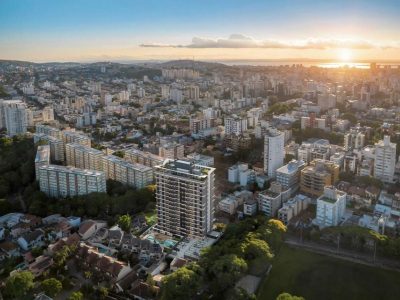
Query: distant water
217,60,400,69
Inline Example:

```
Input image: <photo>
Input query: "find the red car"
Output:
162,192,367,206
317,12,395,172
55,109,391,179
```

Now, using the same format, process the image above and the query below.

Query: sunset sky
1,0,399,62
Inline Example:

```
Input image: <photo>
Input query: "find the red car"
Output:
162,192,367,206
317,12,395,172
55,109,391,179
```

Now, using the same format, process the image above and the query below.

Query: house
129,281,160,300
170,257,187,272
120,235,163,263
78,220,107,240
10,222,31,239
17,229,45,251
0,213,24,228
0,241,20,258
29,255,54,277
77,243,132,283
47,232,80,254
66,216,81,228
108,227,124,247
20,214,42,228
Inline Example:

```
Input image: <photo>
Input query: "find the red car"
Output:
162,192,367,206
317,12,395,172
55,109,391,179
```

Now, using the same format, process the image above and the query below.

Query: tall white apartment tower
374,135,396,183
154,159,215,238
264,129,285,178
1,100,27,136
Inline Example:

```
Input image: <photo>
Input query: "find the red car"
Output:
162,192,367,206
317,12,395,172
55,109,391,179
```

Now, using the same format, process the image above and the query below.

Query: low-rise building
278,194,311,225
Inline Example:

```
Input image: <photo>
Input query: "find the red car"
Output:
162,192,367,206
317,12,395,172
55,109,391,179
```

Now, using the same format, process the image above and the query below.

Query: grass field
257,245,400,300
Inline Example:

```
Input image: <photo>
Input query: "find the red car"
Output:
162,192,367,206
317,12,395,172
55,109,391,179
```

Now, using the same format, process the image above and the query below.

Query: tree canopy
41,278,63,297
3,271,35,298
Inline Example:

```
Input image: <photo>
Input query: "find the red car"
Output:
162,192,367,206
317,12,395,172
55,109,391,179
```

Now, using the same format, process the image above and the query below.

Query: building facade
154,159,215,238
38,165,106,198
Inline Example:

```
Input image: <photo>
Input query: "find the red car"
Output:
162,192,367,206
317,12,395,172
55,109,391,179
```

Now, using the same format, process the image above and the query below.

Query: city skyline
1,0,400,62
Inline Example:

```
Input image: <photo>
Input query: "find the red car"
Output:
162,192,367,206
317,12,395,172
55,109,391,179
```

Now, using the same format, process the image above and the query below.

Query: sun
338,48,353,62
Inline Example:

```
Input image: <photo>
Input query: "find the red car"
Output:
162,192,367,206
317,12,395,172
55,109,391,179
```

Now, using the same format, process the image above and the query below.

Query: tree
241,237,274,261
276,292,305,300
84,271,92,280
113,150,125,158
209,254,247,293
41,278,62,297
4,271,35,298
161,266,201,300
98,286,109,299
284,154,295,164
227,287,257,300
117,214,132,232
68,291,84,300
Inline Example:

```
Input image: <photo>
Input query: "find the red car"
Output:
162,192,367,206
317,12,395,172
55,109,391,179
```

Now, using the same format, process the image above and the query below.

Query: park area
258,245,400,300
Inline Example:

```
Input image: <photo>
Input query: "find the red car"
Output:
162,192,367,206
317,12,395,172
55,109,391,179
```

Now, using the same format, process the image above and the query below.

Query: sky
0,0,400,62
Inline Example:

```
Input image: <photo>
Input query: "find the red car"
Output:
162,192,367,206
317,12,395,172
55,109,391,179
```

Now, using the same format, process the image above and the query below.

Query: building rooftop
39,164,105,176
35,145,50,163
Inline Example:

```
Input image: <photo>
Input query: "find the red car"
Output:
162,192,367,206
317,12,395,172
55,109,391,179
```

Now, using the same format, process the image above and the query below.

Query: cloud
140,34,399,50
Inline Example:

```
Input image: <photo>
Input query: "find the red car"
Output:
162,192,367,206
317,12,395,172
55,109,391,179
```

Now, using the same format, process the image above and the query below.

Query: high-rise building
102,155,153,189
224,116,248,136
33,133,65,162
154,159,215,238
316,186,347,228
374,136,396,183
276,160,306,194
35,124,61,139
344,131,365,151
300,159,339,197
1,100,27,136
159,143,185,160
34,145,50,181
38,165,106,198
124,148,164,168
65,143,104,171
263,129,284,178
317,93,336,111
62,130,91,148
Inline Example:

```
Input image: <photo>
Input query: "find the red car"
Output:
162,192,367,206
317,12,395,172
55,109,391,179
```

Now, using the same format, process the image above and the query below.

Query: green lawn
258,245,400,300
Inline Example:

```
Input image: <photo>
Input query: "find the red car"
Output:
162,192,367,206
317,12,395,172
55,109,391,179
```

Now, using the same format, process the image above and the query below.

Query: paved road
285,237,400,272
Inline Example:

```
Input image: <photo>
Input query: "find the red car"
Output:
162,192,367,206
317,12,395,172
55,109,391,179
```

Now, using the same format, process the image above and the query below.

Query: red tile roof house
76,242,133,285
0,241,20,258
47,232,81,255
29,255,54,277
78,220,107,240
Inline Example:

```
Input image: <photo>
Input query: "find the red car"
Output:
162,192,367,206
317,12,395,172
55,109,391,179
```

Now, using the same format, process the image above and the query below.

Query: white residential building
1,100,27,136
102,155,153,189
33,133,65,162
224,115,247,136
124,148,164,168
34,145,50,180
316,186,347,228
38,165,106,198
276,160,305,194
35,124,61,139
62,130,91,148
374,136,396,183
258,182,290,217
264,129,285,178
65,143,104,171
278,194,311,225
154,159,215,238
